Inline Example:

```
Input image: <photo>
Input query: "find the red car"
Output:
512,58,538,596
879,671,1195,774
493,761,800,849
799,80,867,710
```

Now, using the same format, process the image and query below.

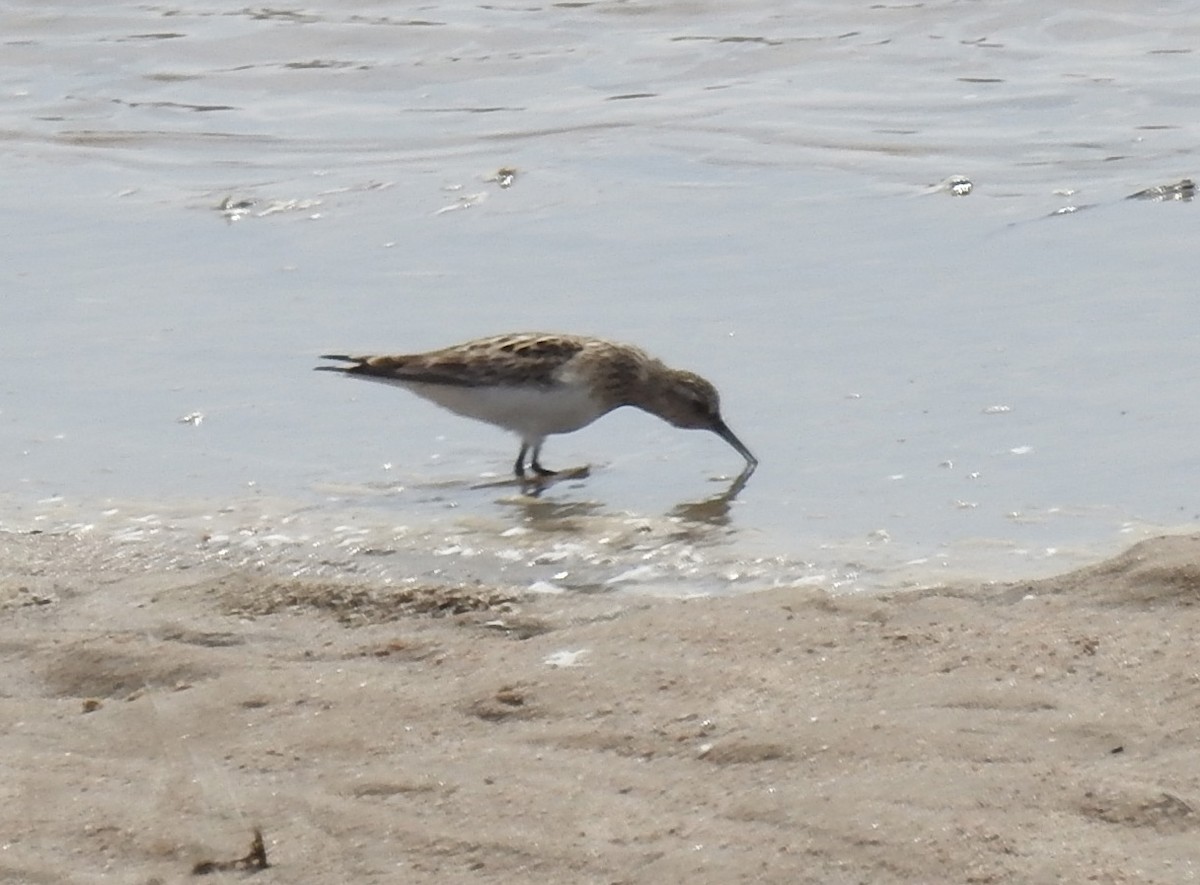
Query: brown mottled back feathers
320,333,591,389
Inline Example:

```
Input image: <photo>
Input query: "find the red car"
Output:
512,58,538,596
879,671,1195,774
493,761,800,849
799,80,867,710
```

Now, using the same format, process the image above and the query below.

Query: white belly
390,379,608,440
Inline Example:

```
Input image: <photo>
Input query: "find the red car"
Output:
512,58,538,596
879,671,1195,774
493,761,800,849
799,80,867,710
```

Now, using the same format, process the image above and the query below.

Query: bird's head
647,370,757,469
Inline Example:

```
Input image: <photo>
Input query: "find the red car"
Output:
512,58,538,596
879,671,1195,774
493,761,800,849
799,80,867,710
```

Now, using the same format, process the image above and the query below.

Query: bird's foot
516,464,591,486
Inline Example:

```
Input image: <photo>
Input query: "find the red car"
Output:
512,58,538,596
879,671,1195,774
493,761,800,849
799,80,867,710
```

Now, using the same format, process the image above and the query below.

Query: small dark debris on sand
192,828,269,875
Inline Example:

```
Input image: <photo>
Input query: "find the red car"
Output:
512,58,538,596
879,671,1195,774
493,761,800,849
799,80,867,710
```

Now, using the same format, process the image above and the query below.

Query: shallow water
3,1,1198,593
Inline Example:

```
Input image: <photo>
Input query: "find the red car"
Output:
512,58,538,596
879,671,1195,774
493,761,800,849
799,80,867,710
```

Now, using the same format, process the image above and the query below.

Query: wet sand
3,530,1198,883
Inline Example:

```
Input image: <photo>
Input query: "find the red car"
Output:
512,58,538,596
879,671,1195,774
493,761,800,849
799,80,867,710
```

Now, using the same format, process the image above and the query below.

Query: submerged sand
2,530,1198,883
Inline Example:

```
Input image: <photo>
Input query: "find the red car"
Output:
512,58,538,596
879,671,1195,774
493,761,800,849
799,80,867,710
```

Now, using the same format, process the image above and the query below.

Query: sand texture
2,531,1199,883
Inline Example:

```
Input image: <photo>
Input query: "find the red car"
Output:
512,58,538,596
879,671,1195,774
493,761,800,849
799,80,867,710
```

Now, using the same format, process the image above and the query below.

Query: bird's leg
513,440,588,484
515,441,555,480
529,441,558,477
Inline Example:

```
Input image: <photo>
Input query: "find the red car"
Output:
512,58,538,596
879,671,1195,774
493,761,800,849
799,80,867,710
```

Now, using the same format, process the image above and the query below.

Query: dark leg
514,443,530,478
529,441,557,477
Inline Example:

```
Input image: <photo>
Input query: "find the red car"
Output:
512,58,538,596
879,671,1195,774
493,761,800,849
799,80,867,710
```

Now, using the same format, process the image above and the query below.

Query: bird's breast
402,380,609,438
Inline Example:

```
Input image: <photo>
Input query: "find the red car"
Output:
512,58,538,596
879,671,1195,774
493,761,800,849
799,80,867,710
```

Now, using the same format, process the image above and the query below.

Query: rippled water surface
3,1,1198,592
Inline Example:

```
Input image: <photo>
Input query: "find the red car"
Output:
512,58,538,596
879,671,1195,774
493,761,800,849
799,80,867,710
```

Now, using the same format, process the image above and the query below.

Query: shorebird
316,332,757,480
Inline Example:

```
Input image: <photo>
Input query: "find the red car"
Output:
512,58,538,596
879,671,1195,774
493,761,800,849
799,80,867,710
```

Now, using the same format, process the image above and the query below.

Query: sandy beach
3,529,1198,883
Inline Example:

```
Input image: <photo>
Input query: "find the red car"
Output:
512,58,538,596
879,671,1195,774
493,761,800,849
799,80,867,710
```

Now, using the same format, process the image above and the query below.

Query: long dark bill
712,419,758,473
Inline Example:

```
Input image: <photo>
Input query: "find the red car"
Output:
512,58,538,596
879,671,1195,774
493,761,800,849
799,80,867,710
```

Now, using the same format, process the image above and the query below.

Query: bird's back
318,333,622,438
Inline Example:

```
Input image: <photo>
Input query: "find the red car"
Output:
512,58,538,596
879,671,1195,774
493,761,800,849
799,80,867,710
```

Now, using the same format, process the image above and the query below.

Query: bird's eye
690,398,709,415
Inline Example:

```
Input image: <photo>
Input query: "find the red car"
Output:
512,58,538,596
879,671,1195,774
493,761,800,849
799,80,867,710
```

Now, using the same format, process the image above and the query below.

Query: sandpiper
316,332,757,480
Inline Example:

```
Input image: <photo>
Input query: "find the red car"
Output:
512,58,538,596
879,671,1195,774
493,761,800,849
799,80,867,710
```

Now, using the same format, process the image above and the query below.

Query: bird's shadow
470,465,591,497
